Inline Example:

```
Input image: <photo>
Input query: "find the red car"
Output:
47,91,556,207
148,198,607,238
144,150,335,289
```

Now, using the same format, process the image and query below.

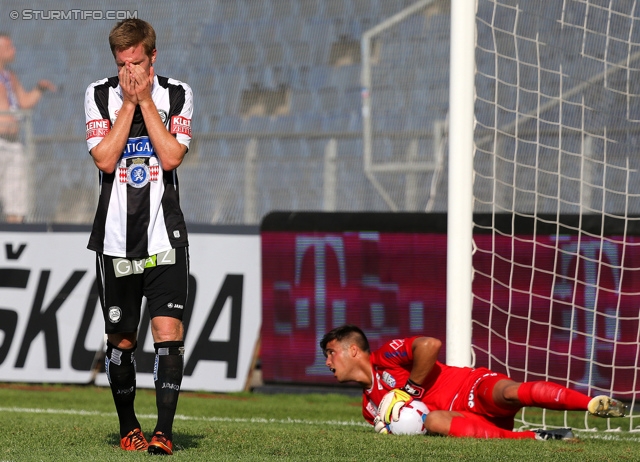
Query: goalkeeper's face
323,339,354,382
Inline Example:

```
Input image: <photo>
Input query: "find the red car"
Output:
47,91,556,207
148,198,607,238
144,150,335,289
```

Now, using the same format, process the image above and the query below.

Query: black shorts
96,247,189,334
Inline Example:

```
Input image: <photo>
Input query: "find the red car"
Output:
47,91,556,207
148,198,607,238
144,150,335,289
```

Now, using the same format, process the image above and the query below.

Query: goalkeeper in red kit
320,325,627,440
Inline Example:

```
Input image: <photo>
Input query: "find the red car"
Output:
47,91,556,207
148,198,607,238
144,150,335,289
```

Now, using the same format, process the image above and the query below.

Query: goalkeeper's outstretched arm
401,336,442,399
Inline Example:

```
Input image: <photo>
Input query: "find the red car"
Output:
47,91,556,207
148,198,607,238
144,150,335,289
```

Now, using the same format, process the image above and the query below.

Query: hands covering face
119,60,154,105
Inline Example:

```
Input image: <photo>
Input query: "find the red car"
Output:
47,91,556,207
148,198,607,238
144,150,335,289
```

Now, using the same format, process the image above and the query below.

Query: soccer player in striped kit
85,18,193,455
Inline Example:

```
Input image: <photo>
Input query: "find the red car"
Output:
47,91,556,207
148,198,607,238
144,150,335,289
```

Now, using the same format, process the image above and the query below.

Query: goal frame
446,0,475,367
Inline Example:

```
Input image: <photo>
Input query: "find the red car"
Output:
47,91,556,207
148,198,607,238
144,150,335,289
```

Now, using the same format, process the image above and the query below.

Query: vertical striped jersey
84,75,193,258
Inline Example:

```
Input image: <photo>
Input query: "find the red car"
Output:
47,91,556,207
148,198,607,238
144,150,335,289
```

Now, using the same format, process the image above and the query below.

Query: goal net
472,0,640,432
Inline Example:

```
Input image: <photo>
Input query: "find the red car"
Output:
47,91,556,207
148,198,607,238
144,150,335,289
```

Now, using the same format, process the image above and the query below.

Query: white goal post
446,0,475,368
451,0,640,432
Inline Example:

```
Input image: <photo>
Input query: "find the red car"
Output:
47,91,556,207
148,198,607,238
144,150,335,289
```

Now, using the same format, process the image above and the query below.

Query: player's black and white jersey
85,75,193,258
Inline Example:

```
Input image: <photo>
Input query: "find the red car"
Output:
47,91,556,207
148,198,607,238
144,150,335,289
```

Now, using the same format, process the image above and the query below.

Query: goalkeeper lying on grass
320,325,627,440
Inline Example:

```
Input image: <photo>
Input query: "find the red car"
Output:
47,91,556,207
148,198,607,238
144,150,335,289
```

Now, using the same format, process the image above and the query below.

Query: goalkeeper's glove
373,414,390,434
402,378,426,399
376,389,413,429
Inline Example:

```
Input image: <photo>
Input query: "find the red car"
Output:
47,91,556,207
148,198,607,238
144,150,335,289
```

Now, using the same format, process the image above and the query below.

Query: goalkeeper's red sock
449,416,535,439
517,381,591,410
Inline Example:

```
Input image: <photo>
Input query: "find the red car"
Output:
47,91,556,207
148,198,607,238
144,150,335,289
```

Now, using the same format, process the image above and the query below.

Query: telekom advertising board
260,213,640,399
0,226,261,392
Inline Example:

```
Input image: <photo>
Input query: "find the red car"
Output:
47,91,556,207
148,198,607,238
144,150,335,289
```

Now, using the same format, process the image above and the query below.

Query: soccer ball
387,400,429,435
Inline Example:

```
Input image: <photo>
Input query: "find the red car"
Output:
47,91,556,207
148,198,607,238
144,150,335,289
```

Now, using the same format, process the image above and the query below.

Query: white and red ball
387,401,429,435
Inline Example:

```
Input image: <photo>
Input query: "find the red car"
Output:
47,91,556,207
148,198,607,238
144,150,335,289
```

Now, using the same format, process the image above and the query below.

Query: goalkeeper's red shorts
454,369,518,429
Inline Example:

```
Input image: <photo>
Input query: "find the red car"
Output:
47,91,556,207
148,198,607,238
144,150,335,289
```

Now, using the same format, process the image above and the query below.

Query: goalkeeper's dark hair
320,325,370,355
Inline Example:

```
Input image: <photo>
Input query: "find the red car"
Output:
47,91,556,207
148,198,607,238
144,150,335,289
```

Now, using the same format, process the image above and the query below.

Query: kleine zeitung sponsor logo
86,119,110,140
170,115,192,136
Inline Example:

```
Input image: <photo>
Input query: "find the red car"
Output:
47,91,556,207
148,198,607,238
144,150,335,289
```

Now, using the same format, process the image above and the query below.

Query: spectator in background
0,32,56,223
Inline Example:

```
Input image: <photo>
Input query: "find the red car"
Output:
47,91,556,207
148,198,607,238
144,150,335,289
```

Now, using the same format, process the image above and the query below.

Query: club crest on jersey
381,371,397,388
119,158,159,187
125,159,149,188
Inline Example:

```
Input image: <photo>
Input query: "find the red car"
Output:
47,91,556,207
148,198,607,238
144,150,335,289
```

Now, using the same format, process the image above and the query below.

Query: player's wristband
402,379,425,399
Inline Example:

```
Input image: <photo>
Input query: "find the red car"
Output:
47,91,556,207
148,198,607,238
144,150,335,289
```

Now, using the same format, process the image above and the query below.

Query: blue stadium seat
307,66,331,89
199,22,228,43
290,89,318,113
379,0,404,19
227,20,256,42
253,19,280,42
270,0,300,18
245,1,272,21
209,42,237,67
402,15,427,38
243,65,264,88
342,87,363,112
215,0,247,22
354,0,379,19
318,86,340,112
321,112,360,132
242,116,270,133
216,115,244,132
294,113,324,132
297,0,323,19
235,41,264,66
285,41,313,67
330,64,361,90
324,0,353,18
269,115,298,133
264,65,294,87
303,19,336,63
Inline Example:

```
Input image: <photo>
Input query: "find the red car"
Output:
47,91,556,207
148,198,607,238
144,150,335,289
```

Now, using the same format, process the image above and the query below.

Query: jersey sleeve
84,81,110,153
373,336,418,368
168,81,193,150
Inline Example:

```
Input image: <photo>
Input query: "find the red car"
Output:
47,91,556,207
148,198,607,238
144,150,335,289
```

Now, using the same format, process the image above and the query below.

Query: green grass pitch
0,383,637,461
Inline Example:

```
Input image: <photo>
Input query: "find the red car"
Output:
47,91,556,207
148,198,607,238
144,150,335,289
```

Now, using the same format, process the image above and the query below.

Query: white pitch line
1,407,640,441
0,406,369,428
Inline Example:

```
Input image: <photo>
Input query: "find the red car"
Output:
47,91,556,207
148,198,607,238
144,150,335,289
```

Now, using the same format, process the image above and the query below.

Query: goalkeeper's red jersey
362,336,481,425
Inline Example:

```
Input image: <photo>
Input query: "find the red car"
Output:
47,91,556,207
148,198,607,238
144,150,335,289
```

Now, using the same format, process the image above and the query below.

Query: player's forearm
139,99,186,170
90,104,136,173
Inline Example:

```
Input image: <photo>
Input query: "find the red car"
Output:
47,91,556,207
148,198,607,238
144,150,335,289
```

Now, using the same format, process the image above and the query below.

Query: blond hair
108,19,156,58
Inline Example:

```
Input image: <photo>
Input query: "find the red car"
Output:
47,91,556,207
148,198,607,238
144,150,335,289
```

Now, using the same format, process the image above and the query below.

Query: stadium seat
216,0,247,22
285,42,313,67
270,0,300,18
236,41,264,66
324,0,353,19
217,115,245,133
288,88,314,113
263,42,286,66
297,0,323,19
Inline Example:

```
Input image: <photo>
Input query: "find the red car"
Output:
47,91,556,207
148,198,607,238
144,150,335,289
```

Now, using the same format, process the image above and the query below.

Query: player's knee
502,381,523,402
107,332,137,349
424,410,452,436
151,316,184,343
